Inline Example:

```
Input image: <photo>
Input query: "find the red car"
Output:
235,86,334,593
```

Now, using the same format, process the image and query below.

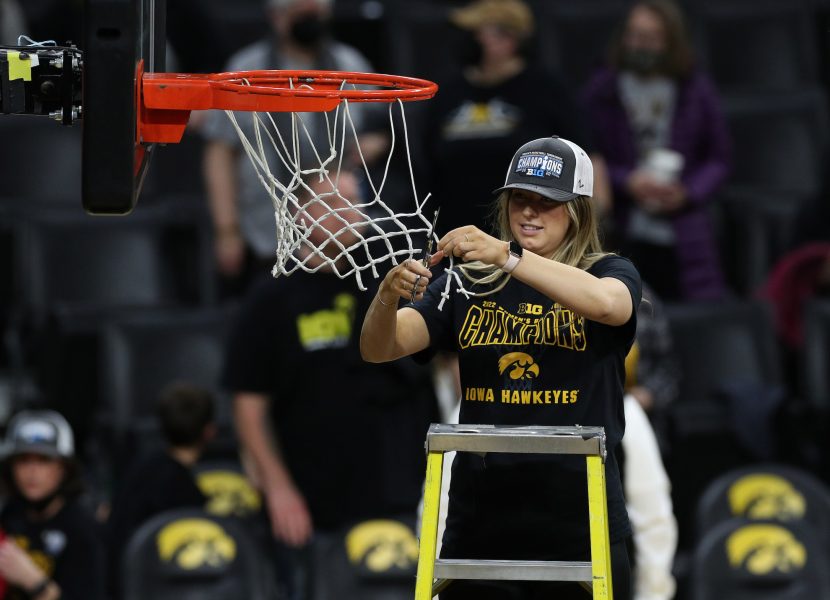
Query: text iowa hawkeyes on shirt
464,387,579,405
458,301,587,350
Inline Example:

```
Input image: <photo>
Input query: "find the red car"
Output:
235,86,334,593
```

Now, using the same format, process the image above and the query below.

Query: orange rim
209,70,439,102
139,69,438,144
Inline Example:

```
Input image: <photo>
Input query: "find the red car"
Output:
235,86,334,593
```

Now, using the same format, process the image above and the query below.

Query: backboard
83,0,166,215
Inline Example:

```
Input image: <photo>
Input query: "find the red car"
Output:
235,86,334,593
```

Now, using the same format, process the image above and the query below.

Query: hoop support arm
139,70,438,144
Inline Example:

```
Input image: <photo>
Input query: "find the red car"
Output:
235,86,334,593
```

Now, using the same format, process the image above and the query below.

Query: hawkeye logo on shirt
12,535,55,577
498,352,539,380
458,302,587,351
442,99,521,140
296,293,357,351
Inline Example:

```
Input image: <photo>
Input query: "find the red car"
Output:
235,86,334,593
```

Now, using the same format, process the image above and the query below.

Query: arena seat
695,0,819,92
12,205,216,451
384,1,467,84
695,464,830,550
665,300,781,406
717,192,802,294
0,117,82,206
122,508,271,600
664,300,783,550
721,88,829,198
802,300,830,412
691,518,830,600
536,1,628,86
99,306,235,459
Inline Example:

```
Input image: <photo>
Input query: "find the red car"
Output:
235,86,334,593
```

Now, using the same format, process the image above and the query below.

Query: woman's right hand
378,255,442,304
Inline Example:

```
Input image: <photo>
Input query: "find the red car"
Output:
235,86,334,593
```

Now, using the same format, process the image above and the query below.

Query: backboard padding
83,0,166,214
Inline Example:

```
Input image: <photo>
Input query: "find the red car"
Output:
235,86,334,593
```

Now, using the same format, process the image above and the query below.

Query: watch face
510,241,524,257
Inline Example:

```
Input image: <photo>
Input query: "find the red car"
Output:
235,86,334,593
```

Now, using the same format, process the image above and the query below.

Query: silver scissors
411,208,440,303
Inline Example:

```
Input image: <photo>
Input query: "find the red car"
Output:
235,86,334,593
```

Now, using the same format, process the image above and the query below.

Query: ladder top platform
425,424,606,459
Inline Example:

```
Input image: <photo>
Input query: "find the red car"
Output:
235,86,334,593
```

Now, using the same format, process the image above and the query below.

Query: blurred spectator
106,382,215,597
625,282,680,421
0,410,104,600
620,395,677,600
760,242,830,352
423,0,611,236
201,0,374,297
223,172,438,598
0,0,26,44
582,0,731,302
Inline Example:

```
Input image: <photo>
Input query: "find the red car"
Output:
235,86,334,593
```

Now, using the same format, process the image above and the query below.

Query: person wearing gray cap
362,136,639,599
0,411,104,600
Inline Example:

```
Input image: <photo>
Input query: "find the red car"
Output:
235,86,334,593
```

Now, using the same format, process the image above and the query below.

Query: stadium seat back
696,464,830,549
123,508,270,600
691,517,830,600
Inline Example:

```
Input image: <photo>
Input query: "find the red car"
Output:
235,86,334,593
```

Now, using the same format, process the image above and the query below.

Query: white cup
642,148,684,183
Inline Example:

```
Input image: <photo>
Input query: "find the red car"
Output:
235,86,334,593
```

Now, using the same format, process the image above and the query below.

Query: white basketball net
224,83,468,309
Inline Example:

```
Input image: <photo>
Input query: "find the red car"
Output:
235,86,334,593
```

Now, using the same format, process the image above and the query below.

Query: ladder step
433,559,593,582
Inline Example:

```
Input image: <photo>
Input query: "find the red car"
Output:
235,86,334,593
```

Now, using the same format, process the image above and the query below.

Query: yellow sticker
7,51,33,82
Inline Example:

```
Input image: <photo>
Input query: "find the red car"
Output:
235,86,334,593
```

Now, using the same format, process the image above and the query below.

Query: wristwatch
501,241,523,273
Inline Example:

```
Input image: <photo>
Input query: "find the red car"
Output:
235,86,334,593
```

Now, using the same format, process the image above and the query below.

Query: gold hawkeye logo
157,519,237,570
498,352,539,380
197,470,262,518
345,520,419,573
726,524,806,575
728,474,806,520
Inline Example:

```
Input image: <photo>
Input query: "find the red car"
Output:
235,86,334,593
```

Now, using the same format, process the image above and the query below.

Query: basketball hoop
139,70,438,144
136,68,452,293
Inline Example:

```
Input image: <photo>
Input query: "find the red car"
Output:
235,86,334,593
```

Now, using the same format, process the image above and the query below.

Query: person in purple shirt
581,0,731,301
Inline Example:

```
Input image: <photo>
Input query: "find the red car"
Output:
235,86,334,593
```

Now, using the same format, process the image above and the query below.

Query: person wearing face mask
423,0,612,238
201,0,374,298
581,0,732,302
0,411,104,600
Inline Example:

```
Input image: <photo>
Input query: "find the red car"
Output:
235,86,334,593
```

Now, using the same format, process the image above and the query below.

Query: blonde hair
458,191,611,295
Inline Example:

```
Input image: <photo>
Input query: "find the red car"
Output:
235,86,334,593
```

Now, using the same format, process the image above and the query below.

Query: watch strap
501,242,522,273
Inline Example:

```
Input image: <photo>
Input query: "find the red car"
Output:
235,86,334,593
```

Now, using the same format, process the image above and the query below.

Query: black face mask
289,13,328,49
622,48,666,76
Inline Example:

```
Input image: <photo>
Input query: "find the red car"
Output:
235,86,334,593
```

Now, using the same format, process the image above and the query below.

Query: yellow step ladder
414,424,613,599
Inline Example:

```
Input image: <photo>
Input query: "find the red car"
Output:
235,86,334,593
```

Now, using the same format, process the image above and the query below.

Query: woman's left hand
0,540,47,590
438,226,509,268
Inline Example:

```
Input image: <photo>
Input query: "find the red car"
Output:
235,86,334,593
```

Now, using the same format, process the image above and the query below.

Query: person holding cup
581,0,731,301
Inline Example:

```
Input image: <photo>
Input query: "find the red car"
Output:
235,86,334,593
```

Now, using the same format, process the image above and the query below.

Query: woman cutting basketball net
361,136,639,599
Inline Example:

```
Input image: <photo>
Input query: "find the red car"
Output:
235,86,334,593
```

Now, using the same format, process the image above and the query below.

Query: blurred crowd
1,0,830,598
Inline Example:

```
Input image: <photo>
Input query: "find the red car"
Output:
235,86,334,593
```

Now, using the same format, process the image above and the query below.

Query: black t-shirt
106,451,207,592
0,498,105,600
411,255,641,558
424,66,594,235
222,272,439,530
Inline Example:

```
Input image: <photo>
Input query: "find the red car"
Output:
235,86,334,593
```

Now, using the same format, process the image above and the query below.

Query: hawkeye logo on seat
728,474,806,521
726,524,806,575
157,519,237,570
515,151,563,179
